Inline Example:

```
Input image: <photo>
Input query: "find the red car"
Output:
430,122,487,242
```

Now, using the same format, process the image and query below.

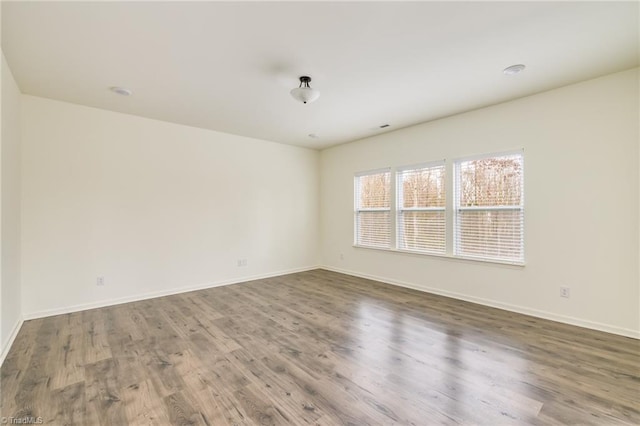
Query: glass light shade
290,87,320,104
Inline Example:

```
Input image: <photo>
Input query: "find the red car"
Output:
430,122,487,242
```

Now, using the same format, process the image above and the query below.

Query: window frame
353,168,392,249
396,161,446,255
453,150,525,265
352,150,525,267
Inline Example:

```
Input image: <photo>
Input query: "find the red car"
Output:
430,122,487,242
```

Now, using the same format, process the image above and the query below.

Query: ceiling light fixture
110,86,133,96
290,76,320,104
503,64,526,75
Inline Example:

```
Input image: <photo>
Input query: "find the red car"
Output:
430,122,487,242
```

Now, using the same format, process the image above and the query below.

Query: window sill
352,244,525,268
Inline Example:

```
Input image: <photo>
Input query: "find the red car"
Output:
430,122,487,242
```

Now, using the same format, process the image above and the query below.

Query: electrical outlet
339,253,344,261
560,286,570,298
237,259,247,267
97,277,105,286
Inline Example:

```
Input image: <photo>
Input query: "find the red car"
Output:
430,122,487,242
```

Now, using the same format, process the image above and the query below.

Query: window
454,152,524,264
354,169,391,248
353,151,524,265
397,162,446,254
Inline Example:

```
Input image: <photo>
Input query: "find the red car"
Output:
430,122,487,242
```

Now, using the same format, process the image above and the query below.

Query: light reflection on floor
349,298,535,422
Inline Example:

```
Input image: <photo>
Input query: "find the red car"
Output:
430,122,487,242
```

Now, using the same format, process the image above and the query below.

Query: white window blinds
454,153,524,264
397,163,446,254
355,169,391,248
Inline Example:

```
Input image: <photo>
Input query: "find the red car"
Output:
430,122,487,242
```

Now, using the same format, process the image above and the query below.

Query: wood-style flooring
1,269,639,425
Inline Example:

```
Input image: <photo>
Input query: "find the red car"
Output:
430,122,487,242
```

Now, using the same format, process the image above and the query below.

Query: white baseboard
18,264,639,343
0,316,25,367
23,265,320,321
321,265,640,340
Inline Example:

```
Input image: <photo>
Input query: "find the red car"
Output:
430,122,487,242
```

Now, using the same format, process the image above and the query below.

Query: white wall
321,68,640,338
20,96,319,317
1,52,22,356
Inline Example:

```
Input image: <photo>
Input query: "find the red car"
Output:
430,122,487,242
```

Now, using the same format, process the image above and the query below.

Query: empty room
1,1,639,425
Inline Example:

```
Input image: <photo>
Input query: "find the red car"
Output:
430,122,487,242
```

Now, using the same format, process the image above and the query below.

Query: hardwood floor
1,269,639,425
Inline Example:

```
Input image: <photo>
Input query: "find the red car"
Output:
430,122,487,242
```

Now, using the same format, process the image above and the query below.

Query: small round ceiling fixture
290,76,320,104
503,64,526,75
110,86,133,96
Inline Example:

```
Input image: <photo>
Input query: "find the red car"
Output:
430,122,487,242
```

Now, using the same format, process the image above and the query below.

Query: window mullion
446,159,454,256
390,167,397,249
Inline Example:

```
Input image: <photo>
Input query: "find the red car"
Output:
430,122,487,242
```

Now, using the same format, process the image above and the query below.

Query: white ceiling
2,1,638,149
